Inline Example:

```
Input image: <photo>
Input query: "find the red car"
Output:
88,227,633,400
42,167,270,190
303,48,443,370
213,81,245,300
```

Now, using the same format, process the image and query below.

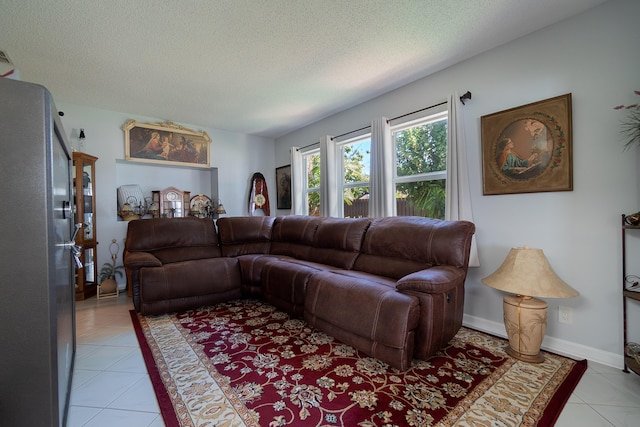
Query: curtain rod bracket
459,91,472,105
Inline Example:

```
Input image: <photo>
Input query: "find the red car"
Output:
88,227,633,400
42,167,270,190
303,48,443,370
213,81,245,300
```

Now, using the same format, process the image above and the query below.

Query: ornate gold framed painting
481,94,573,195
124,120,211,168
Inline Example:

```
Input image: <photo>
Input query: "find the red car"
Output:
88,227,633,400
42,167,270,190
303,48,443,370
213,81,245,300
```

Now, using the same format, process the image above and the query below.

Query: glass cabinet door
82,162,94,240
83,247,95,283
73,152,98,300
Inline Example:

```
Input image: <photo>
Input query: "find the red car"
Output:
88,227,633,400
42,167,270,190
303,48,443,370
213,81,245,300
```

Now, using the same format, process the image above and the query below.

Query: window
339,136,370,218
292,106,448,219
392,110,447,219
302,149,321,216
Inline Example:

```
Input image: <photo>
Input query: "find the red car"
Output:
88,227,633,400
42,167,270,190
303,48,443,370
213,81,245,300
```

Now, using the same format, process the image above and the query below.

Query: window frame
391,109,448,217
301,148,320,216
336,134,371,218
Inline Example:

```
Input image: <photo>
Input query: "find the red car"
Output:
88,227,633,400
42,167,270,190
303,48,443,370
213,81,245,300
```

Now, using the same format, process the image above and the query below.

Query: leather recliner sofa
124,215,475,370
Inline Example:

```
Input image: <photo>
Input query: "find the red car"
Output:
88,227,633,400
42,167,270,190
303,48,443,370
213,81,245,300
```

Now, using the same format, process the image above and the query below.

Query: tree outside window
394,114,447,219
341,139,370,218
304,152,321,216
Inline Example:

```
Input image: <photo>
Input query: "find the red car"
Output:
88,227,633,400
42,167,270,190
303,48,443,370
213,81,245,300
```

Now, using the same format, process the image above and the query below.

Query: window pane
343,187,369,218
396,179,445,219
301,151,320,216
343,139,370,184
307,190,320,216
306,153,320,189
395,119,447,177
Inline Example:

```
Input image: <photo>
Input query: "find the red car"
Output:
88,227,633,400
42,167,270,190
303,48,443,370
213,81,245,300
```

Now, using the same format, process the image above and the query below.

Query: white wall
275,0,640,366
57,104,275,287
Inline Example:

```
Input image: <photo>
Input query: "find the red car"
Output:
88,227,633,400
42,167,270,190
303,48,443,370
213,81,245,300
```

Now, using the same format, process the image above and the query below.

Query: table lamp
481,246,579,363
215,200,227,216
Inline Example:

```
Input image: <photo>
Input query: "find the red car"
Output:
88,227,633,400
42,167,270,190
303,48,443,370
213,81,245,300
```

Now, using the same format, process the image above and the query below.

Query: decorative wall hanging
481,94,572,195
248,172,270,216
276,165,292,210
123,120,211,168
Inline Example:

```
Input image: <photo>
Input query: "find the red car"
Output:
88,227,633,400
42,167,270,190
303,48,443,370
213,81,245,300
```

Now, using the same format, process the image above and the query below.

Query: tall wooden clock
151,186,191,218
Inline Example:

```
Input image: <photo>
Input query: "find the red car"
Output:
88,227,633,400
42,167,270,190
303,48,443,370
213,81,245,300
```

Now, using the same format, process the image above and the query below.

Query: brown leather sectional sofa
124,215,475,370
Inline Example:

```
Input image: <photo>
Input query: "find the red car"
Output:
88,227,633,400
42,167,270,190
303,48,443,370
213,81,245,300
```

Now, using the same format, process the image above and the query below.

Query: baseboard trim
462,314,624,370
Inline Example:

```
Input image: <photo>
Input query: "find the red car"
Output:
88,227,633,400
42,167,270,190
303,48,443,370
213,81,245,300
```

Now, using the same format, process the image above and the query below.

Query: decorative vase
99,278,117,294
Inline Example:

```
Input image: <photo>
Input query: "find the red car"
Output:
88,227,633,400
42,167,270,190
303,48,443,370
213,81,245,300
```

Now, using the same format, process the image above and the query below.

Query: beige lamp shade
481,246,578,298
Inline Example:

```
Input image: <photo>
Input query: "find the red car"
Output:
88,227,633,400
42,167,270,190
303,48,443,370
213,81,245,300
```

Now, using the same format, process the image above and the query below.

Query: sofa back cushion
217,216,275,257
308,217,371,269
353,217,475,279
270,215,322,260
125,217,221,264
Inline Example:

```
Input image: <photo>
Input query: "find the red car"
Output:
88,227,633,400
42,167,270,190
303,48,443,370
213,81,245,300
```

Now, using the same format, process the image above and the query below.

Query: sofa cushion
353,216,475,279
270,216,322,260
139,257,241,315
308,217,371,269
262,260,320,317
217,216,275,257
125,217,221,264
304,270,419,370
235,254,280,298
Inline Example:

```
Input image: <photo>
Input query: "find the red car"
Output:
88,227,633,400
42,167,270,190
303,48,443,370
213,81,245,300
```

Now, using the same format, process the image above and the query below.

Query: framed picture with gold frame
123,119,211,168
481,94,573,195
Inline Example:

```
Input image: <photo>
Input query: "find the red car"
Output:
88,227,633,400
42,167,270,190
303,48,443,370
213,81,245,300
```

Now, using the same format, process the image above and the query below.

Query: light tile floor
68,294,163,427
68,294,640,427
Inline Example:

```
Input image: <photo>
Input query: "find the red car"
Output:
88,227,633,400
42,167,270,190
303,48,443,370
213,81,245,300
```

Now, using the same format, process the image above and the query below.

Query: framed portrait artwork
481,94,573,195
123,119,212,168
276,165,292,209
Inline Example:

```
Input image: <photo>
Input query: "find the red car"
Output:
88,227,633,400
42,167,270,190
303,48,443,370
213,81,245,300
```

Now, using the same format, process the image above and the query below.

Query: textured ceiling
0,0,606,138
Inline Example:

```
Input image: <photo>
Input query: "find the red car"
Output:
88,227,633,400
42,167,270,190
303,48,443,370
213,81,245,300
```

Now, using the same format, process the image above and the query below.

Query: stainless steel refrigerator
0,77,76,426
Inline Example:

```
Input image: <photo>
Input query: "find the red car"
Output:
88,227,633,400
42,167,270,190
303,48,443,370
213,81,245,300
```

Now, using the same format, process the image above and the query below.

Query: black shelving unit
622,214,640,374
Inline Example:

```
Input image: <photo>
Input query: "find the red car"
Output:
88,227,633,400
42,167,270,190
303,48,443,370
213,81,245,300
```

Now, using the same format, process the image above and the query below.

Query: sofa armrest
124,251,163,312
397,265,467,359
124,251,163,269
396,265,465,294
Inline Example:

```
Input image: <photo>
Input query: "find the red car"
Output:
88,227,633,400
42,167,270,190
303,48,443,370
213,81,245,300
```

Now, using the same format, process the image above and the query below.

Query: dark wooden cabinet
74,152,98,300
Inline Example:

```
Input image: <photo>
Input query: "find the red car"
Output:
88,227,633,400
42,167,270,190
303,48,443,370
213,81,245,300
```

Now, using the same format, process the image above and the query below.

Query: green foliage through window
301,112,446,219
342,140,370,205
394,117,447,219
305,153,321,215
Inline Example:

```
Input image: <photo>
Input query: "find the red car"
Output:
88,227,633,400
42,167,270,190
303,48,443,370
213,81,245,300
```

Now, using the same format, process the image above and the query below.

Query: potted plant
614,90,640,150
99,239,125,294
99,261,124,294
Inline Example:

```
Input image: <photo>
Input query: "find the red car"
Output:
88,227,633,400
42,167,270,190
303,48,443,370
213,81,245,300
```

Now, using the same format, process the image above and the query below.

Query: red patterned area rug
130,299,586,427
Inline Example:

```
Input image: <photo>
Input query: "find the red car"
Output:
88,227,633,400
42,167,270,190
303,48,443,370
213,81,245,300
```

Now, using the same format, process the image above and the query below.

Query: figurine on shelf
625,212,640,226
118,203,139,221
627,343,640,365
189,194,213,219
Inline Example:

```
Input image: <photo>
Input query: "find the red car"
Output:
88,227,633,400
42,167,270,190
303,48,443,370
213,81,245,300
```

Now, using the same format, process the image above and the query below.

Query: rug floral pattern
135,299,585,427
